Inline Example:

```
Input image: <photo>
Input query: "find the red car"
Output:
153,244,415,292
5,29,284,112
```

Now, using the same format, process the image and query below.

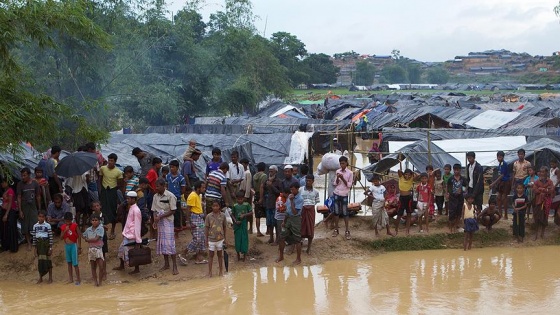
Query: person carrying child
462,194,479,251
232,191,253,261
205,200,227,277
61,212,81,285
276,182,303,265
31,210,53,284
512,183,528,243
83,213,105,286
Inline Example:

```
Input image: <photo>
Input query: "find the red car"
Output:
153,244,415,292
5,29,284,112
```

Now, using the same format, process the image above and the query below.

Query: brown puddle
1,246,559,314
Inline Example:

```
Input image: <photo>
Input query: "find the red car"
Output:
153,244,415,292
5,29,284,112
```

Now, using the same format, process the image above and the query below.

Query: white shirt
468,163,475,188
368,184,386,202
66,172,88,192
551,167,558,186
227,162,244,181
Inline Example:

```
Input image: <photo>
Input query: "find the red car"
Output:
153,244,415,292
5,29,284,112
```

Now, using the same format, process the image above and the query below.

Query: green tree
426,68,450,84
0,0,110,151
300,53,338,84
354,60,376,85
406,64,422,84
381,65,407,83
269,32,308,86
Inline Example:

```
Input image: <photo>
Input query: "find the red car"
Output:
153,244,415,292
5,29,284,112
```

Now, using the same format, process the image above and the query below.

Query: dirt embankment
1,215,558,285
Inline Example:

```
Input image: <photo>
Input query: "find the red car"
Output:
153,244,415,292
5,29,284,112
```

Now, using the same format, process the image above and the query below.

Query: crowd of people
365,149,560,250
0,141,325,285
2,140,559,285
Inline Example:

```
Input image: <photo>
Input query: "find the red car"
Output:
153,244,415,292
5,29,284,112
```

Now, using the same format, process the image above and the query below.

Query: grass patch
359,228,512,252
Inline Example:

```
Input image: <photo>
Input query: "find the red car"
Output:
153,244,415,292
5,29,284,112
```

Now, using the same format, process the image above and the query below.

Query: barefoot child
300,174,320,253
479,197,501,231
277,182,303,265
462,194,479,250
416,173,432,233
365,175,393,237
83,213,105,286
32,210,53,284
442,164,452,215
533,166,555,240
90,201,108,280
523,165,538,221
205,201,227,277
61,212,81,284
447,164,467,233
396,168,418,236
232,191,252,261
512,183,528,243
434,170,445,216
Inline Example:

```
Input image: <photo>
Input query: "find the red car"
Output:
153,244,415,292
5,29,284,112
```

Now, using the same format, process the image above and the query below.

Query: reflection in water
1,246,560,314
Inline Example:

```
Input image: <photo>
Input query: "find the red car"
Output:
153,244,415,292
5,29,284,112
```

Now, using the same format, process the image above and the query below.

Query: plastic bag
223,207,233,225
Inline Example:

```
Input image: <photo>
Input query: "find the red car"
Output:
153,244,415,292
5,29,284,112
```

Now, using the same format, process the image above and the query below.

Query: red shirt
146,168,158,192
416,183,432,203
61,222,79,243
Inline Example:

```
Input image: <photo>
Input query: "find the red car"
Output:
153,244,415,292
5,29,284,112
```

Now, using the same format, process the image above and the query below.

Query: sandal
331,229,339,237
108,233,116,240
345,230,351,240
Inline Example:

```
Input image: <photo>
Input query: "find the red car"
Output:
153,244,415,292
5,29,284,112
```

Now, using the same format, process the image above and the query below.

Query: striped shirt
299,186,320,206
31,222,53,246
206,170,227,199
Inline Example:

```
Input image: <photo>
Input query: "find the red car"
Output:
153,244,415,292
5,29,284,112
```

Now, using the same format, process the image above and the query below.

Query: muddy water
2,246,560,314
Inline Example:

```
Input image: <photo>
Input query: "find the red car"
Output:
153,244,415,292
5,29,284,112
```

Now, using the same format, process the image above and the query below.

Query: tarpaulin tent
504,138,560,169
363,140,460,174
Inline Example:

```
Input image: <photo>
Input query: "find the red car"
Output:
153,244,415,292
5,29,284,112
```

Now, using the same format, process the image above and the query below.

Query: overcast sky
168,0,560,61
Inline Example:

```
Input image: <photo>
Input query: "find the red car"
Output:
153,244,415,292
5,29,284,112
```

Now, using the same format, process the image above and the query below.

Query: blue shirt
285,193,304,217
206,159,223,175
166,173,186,198
498,161,510,182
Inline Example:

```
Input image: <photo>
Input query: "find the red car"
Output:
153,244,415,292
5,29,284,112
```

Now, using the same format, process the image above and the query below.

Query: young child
416,173,432,233
206,148,223,177
274,188,288,246
479,197,501,231
396,168,418,236
91,201,108,280
447,164,466,233
425,165,439,217
205,200,227,277
182,139,198,161
442,164,452,215
31,210,53,284
332,156,353,240
433,170,445,216
512,183,528,243
160,166,170,180
533,166,555,240
83,213,105,286
61,212,81,285
384,184,399,218
462,194,479,251
232,191,253,261
523,165,538,221
365,175,393,237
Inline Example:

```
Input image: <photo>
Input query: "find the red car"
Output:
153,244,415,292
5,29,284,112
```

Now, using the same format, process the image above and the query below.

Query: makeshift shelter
363,140,460,174
504,138,560,169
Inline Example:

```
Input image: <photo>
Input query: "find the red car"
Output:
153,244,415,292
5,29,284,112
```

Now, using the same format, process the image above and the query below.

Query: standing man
205,162,229,214
332,156,353,240
166,160,186,234
252,162,268,237
281,165,299,193
17,167,41,250
490,151,511,220
262,165,281,244
114,191,142,275
300,174,320,254
466,151,484,211
152,178,179,275
98,153,124,240
132,147,156,178
227,151,244,204
44,145,63,197
512,148,532,191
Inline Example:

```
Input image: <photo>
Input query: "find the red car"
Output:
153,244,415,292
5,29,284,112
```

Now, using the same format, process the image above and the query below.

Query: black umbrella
55,152,98,177
223,244,229,272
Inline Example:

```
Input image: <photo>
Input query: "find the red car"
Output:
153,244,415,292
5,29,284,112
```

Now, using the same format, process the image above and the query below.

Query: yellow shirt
399,176,414,192
187,191,203,214
99,166,123,189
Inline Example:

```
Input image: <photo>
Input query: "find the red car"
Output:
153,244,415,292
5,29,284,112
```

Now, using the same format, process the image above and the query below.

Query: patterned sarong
156,219,176,255
187,213,206,252
36,238,52,277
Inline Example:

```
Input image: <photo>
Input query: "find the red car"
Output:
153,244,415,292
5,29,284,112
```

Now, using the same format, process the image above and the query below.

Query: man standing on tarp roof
132,147,156,178
466,152,484,211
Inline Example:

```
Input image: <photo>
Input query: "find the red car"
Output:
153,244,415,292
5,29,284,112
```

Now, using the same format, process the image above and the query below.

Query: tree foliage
354,60,376,86
426,68,450,84
380,65,407,83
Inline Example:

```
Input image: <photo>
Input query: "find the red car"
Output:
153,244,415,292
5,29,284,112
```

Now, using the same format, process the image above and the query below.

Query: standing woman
1,177,19,252
533,166,555,240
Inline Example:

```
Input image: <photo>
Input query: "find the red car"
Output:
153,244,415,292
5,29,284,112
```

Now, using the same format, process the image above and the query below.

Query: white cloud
168,0,560,61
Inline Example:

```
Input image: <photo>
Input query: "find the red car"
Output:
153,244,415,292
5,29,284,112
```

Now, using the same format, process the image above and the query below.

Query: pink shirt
333,168,353,197
3,188,17,210
122,204,142,243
